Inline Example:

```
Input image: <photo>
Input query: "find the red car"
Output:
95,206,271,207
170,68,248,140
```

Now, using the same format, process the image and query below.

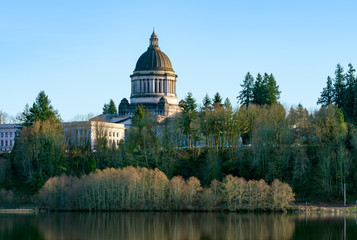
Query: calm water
1,212,357,240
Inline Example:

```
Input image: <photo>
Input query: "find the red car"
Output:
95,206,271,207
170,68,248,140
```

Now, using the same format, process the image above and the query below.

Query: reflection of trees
35,213,295,240
0,215,44,240
3,213,357,240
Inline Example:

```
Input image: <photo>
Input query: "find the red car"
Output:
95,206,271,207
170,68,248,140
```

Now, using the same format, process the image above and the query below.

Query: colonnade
131,78,176,94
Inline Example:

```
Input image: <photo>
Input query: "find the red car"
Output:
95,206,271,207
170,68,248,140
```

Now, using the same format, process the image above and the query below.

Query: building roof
134,31,173,72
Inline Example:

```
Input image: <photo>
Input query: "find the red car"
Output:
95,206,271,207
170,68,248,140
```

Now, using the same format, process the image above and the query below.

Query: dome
134,31,173,71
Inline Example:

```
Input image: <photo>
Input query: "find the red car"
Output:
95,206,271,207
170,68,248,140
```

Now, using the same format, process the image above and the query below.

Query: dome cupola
134,30,173,71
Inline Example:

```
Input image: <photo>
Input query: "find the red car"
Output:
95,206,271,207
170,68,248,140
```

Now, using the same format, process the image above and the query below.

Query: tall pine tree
238,72,254,106
266,73,280,105
23,91,60,126
201,94,212,111
317,76,334,106
344,63,356,122
333,64,346,109
252,73,266,105
102,99,118,114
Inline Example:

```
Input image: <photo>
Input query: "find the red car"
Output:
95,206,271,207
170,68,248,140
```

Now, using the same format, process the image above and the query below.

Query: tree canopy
22,91,60,126
317,63,357,124
238,72,280,106
102,99,118,114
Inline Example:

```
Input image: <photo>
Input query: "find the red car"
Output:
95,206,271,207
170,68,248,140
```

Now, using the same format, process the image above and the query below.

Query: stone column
160,79,164,93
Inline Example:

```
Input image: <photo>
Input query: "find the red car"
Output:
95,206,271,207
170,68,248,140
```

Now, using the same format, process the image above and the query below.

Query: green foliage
22,91,60,126
201,94,212,111
318,63,357,125
333,64,346,109
212,92,223,109
239,72,280,106
237,72,254,106
266,74,280,105
11,121,66,193
317,77,334,106
102,99,118,114
179,93,198,147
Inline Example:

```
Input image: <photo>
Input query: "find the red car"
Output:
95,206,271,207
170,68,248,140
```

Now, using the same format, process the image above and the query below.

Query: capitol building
0,31,181,152
94,30,181,128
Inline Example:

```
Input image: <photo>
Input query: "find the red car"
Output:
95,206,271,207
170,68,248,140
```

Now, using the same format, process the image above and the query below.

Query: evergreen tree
317,76,334,106
252,73,266,105
132,105,145,129
333,64,346,108
180,92,198,147
102,99,118,114
201,94,212,111
266,74,280,105
212,92,223,110
23,91,60,126
224,98,232,110
237,72,254,106
344,63,356,122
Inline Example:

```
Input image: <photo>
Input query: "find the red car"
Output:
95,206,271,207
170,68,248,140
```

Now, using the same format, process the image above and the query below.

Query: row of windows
0,139,13,147
0,132,16,138
0,148,12,152
108,131,122,138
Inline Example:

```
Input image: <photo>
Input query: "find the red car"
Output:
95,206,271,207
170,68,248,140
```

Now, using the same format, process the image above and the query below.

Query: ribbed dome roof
134,31,173,71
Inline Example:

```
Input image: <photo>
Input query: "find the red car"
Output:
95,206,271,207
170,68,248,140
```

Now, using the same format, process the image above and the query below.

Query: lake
1,212,357,239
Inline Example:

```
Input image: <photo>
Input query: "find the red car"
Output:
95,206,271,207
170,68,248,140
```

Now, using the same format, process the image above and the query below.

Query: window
10,132,13,137
5,133,8,138
5,140,8,146
109,132,111,137
1,140,3,146
10,140,12,146
1,133,3,137
117,132,119,137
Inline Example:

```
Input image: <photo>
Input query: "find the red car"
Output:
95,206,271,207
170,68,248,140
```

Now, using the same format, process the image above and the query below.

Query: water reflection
1,212,357,240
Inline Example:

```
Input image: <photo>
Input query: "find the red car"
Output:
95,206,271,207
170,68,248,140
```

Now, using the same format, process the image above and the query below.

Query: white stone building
62,120,125,150
0,124,21,152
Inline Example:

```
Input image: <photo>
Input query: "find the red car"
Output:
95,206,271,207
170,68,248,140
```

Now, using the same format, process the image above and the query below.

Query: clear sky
1,0,356,121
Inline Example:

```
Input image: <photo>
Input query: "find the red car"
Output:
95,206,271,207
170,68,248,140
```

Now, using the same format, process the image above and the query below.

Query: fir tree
102,99,118,114
344,63,356,122
266,74,280,105
202,94,212,111
317,76,334,106
333,64,346,108
132,105,145,129
252,73,265,105
23,91,60,126
180,92,198,147
237,72,254,106
212,92,223,110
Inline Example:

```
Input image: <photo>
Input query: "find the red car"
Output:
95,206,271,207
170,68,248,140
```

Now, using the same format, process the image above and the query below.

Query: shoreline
2,205,357,214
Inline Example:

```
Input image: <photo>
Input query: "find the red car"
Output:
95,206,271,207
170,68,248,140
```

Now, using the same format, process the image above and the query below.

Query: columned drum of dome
130,31,178,106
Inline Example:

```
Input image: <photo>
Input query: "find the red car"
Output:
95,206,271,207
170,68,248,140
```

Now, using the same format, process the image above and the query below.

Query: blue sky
1,0,356,121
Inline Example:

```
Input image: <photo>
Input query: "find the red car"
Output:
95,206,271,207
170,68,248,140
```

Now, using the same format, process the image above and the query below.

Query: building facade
62,120,125,150
0,124,21,152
